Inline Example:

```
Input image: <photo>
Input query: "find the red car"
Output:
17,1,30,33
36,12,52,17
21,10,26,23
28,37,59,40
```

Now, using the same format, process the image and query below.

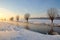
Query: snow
0,22,60,40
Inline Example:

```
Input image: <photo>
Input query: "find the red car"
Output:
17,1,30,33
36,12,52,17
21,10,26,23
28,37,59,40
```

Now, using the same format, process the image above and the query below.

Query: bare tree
47,8,57,23
47,8,58,35
10,17,14,21
16,15,19,22
24,13,30,23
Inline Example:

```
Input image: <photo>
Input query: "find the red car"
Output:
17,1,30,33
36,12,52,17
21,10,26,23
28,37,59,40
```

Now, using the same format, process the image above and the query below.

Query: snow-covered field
0,22,60,40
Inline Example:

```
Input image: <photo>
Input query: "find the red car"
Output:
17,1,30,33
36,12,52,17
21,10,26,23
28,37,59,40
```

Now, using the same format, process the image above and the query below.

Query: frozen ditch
0,22,60,40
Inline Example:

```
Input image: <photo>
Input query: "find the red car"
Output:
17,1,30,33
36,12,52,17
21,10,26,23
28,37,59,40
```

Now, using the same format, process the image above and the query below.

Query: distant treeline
30,17,60,20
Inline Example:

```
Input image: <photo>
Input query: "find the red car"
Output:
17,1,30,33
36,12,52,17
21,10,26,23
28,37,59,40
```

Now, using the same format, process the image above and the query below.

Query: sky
0,0,60,19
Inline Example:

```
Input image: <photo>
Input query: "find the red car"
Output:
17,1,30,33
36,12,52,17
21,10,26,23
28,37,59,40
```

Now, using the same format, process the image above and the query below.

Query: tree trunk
51,20,54,30
51,20,53,24
26,18,28,23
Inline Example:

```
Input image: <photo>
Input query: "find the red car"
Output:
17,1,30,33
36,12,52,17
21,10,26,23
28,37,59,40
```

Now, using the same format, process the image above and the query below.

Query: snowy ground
0,22,60,40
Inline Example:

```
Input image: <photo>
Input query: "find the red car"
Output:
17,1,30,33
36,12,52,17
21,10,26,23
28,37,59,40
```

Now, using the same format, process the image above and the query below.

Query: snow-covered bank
0,22,60,40
0,29,60,40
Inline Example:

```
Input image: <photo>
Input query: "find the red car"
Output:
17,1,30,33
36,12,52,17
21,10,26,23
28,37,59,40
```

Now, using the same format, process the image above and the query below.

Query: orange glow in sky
0,8,17,19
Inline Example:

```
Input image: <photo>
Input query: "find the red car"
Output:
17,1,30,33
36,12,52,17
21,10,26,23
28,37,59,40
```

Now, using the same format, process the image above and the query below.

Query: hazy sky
0,0,60,18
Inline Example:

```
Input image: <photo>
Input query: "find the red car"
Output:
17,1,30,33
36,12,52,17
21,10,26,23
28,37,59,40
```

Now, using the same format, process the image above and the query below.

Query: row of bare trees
9,8,59,34
10,14,30,22
9,8,59,24
10,16,20,21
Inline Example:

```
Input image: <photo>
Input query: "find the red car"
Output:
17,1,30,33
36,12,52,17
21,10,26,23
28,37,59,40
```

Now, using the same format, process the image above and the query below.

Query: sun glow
0,8,17,20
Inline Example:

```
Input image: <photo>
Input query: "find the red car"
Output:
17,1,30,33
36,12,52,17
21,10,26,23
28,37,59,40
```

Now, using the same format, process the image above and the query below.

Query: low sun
0,8,17,20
